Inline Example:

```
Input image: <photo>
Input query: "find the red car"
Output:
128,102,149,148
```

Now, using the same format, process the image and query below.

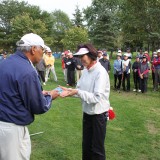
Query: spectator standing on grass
60,43,110,160
45,46,58,82
0,33,59,160
151,52,157,90
36,57,46,85
122,53,131,92
132,56,141,92
138,55,150,93
66,52,76,86
74,56,84,82
153,49,160,91
99,53,111,73
113,52,123,91
61,52,67,82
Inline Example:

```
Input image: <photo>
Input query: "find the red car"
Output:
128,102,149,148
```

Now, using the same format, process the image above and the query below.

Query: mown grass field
29,57,160,160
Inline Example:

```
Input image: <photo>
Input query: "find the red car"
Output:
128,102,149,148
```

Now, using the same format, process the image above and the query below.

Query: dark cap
103,53,107,56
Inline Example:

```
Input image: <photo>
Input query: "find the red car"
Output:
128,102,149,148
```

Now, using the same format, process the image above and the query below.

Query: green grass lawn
29,58,160,160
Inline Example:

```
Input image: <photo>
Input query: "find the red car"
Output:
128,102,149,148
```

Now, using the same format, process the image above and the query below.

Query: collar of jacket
15,50,30,61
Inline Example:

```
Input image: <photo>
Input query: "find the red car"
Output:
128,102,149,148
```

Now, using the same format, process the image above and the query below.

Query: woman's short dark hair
77,43,98,61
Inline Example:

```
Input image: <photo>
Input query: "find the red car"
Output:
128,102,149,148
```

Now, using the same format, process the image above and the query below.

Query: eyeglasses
36,46,45,52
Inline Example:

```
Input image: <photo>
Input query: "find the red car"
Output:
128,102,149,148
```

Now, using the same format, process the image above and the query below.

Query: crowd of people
1,47,160,93
60,48,160,93
113,48,160,93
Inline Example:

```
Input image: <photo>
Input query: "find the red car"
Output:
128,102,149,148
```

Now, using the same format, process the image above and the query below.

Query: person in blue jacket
113,52,123,91
0,33,59,160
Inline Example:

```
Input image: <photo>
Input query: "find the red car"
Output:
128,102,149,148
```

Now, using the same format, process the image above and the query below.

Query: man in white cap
44,46,58,82
0,33,59,160
153,49,160,91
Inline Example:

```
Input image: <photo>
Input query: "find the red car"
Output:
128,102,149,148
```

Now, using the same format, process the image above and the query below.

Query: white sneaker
43,82,46,85
138,89,141,92
133,89,136,92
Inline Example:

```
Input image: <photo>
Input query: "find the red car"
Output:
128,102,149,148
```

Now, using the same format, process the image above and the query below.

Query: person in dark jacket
36,57,46,85
0,33,59,160
74,56,84,82
132,56,141,92
138,55,150,93
99,53,111,73
66,52,76,86
153,50,160,91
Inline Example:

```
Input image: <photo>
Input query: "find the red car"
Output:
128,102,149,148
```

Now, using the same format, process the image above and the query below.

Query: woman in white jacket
60,44,110,160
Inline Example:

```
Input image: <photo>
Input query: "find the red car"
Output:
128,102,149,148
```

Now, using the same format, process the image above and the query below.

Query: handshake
42,86,78,99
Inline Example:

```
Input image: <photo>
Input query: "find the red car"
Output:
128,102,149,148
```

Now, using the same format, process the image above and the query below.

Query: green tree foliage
51,10,72,51
0,0,54,49
72,5,84,27
61,27,89,51
120,0,160,50
84,0,119,49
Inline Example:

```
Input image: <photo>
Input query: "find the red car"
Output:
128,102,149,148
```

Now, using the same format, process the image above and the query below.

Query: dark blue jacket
0,51,52,125
99,58,111,72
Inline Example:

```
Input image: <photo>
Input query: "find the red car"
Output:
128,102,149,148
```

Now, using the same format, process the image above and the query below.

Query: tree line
1,0,160,53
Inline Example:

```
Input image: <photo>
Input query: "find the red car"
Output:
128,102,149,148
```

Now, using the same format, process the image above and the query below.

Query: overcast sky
22,0,92,18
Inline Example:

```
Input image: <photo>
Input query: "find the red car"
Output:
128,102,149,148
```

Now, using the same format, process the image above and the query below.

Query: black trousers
67,70,75,86
133,72,140,90
82,112,108,160
38,71,45,83
114,74,122,90
122,73,130,91
140,77,148,93
152,72,155,89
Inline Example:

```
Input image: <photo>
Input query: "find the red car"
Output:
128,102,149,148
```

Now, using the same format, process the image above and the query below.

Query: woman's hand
59,86,78,97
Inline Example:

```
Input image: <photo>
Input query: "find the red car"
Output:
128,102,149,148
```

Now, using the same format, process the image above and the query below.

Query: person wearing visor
0,33,59,160
60,44,110,160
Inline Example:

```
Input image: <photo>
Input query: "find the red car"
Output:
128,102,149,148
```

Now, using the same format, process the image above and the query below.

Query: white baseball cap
118,50,122,53
16,33,45,48
45,45,52,52
74,48,89,56
68,52,73,56
157,49,160,53
124,53,129,57
117,53,122,56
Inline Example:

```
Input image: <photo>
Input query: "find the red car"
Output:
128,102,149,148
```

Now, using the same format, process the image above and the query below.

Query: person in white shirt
60,44,110,160
122,53,131,91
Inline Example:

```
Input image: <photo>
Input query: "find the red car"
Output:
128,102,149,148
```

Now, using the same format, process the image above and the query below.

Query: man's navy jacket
0,51,52,125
